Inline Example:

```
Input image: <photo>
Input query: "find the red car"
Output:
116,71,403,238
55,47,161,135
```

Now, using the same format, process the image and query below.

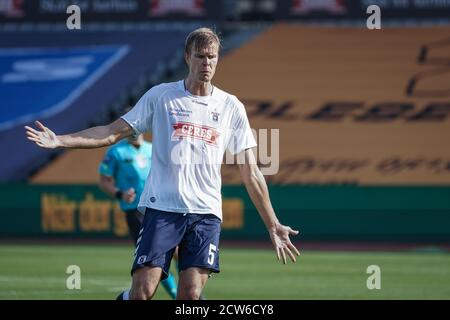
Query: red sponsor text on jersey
172,122,220,146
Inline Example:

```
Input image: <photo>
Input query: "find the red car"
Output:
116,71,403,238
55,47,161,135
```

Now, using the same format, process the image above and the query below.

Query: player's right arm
25,119,133,149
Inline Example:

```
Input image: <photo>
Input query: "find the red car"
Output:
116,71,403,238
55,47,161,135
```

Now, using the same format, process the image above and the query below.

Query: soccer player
97,131,178,300
25,27,300,300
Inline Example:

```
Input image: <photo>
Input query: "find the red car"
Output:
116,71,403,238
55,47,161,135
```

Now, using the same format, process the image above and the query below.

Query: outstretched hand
269,224,300,264
25,121,59,149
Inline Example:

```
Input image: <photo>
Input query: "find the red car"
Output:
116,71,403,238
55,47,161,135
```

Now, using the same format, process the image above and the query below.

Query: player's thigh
178,214,221,274
132,208,185,279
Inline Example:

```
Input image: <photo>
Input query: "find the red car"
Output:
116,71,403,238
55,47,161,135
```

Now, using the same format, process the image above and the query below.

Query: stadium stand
216,24,450,185
30,24,450,185
0,29,188,182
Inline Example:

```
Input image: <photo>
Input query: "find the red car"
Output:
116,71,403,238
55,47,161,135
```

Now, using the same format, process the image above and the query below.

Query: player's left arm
237,148,300,264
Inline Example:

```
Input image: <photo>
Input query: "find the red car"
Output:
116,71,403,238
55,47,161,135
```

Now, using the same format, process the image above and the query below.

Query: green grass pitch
0,244,449,299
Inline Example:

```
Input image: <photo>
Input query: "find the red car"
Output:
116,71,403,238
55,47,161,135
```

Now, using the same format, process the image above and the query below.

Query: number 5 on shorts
207,243,217,265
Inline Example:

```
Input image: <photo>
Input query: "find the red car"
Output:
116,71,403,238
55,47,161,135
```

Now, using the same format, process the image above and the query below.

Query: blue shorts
132,208,221,280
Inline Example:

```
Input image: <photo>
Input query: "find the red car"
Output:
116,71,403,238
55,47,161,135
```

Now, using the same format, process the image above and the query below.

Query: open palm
25,121,59,149
269,224,300,264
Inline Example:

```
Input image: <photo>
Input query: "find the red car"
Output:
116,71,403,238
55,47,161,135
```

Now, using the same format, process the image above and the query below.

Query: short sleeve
98,148,117,178
121,86,157,136
226,98,257,155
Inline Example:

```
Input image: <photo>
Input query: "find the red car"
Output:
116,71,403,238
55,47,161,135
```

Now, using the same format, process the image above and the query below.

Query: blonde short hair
184,27,221,55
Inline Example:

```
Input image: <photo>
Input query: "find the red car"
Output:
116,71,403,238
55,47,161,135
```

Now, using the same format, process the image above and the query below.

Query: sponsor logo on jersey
168,106,192,118
171,122,220,146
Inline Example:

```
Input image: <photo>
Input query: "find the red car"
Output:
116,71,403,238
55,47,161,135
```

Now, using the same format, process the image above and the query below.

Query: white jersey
121,80,257,220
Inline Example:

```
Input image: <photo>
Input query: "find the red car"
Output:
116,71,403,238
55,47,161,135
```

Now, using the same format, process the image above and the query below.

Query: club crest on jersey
172,122,220,146
210,111,220,122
